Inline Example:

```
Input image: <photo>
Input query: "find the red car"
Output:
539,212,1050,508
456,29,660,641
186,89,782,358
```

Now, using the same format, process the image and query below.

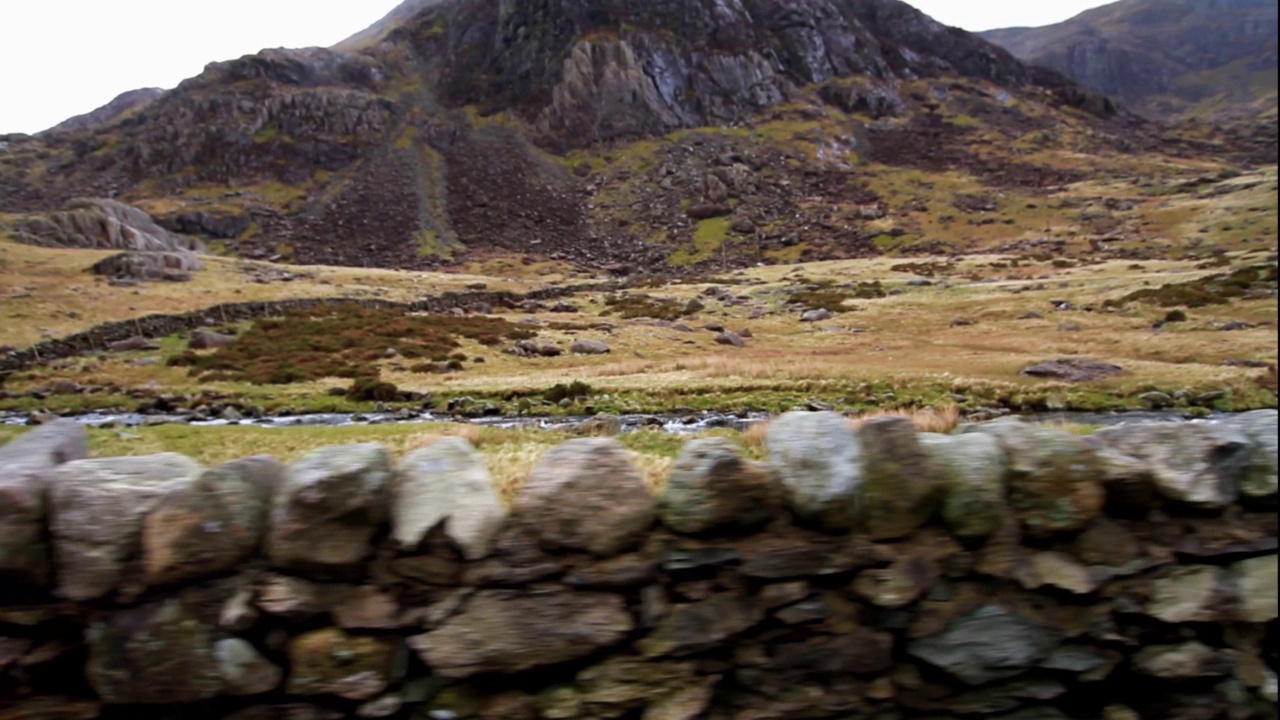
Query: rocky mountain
43,87,168,135
982,0,1279,121
0,0,1258,274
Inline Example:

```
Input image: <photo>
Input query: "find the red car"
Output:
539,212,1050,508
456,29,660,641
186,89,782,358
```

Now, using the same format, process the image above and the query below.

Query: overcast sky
0,1,1113,135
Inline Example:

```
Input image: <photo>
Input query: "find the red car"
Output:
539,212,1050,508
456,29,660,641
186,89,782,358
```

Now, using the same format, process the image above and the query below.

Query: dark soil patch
167,304,535,385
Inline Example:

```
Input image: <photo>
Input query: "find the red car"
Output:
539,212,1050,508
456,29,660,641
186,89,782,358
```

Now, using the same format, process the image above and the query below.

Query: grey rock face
765,412,863,531
1146,566,1225,623
1092,422,1252,508
86,598,223,703
266,444,392,576
394,438,506,560
917,432,1008,540
409,589,633,678
1132,641,1236,679
571,338,612,355
514,438,654,556
1230,555,1278,623
908,604,1064,685
960,419,1104,535
1228,409,1279,500
49,453,202,601
658,438,784,534
0,420,89,586
143,456,282,587
11,198,204,253
216,638,284,696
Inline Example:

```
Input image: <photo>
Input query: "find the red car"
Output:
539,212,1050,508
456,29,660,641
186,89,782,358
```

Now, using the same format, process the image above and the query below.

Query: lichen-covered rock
764,412,863,531
917,431,1008,540
1228,409,1279,501
286,628,404,701
856,417,944,539
1092,422,1252,508
216,638,283,696
266,444,392,576
393,438,506,560
1146,566,1225,623
0,420,88,587
1230,555,1278,623
86,598,222,704
513,438,654,556
963,419,1104,536
567,656,707,720
49,453,202,600
409,589,633,678
658,438,784,534
639,592,763,658
143,456,282,587
908,604,1064,685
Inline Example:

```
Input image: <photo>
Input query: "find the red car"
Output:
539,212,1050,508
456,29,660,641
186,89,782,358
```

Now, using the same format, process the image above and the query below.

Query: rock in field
571,339,611,355
266,444,392,577
410,589,633,677
143,456,282,587
658,438,784,534
50,453,202,600
394,438,506,560
514,438,654,556
765,412,863,531
0,420,89,586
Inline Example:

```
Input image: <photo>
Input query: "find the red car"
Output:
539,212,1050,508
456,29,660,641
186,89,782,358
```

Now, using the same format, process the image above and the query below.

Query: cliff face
0,0,1185,273
982,0,1279,121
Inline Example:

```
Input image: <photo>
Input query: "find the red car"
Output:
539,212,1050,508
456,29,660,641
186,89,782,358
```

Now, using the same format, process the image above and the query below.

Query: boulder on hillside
11,198,205,253
572,339,612,355
92,251,204,283
189,328,236,350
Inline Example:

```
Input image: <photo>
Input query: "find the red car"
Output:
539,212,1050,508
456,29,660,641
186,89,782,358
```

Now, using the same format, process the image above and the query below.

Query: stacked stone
0,411,1275,720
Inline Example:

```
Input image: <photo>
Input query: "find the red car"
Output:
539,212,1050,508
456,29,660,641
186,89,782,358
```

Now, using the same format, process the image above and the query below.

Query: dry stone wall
0,410,1276,720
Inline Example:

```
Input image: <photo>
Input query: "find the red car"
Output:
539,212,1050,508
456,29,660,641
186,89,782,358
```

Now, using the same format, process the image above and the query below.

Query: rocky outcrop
44,87,167,135
0,0,1145,274
9,198,203,252
0,412,1276,718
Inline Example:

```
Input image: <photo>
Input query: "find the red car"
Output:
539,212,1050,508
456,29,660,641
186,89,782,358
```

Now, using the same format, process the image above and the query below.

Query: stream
0,408,1243,433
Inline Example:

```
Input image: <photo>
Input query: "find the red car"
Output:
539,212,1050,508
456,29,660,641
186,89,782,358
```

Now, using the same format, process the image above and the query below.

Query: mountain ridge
981,0,1279,122
0,0,1262,276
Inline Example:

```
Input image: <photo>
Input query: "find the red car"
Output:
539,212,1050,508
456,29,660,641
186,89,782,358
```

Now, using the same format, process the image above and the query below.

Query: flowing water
0,408,1239,433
